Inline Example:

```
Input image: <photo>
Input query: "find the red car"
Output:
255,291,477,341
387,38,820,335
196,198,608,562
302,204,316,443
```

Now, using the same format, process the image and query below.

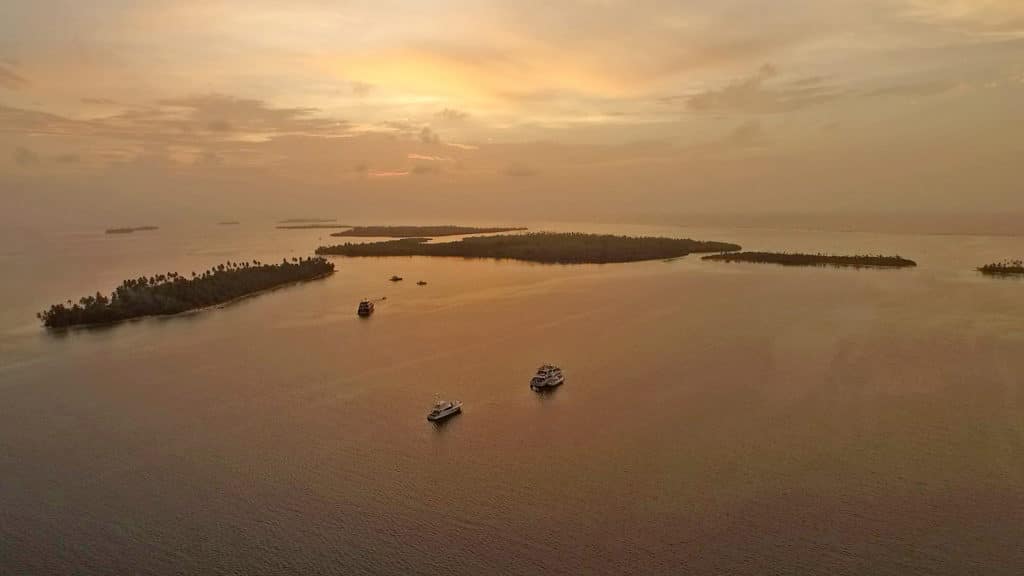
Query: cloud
407,153,451,162
155,94,347,137
331,1,847,109
351,81,373,97
866,80,961,98
685,64,842,114
411,163,440,176
13,146,39,166
368,169,409,177
419,126,440,144
446,142,479,150
195,151,222,166
0,104,83,137
0,63,28,90
206,119,233,132
503,163,538,177
81,97,118,106
436,108,469,121
728,120,766,147
904,1,1024,37
0,95,352,147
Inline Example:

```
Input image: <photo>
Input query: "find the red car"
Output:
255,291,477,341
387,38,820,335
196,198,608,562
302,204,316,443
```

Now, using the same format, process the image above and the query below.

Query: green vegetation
316,232,741,264
105,226,159,234
978,260,1024,276
702,251,917,268
38,257,334,328
330,225,527,238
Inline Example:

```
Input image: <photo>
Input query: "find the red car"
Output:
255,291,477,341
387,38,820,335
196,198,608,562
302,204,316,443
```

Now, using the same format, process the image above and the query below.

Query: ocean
1,220,1022,574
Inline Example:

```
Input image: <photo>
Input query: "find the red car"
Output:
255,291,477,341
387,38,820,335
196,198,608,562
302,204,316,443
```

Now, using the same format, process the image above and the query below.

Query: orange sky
1,1,1022,226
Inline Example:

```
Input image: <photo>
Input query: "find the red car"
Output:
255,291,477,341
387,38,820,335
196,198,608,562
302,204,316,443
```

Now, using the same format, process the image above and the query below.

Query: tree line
39,257,334,328
316,232,742,263
978,260,1024,275
702,251,917,268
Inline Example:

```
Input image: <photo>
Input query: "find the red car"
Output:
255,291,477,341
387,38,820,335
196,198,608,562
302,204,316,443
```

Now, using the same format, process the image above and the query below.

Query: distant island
330,225,527,238
278,218,338,224
702,251,917,268
277,224,352,229
38,257,334,329
105,226,159,235
978,260,1024,276
218,221,240,226
316,232,741,264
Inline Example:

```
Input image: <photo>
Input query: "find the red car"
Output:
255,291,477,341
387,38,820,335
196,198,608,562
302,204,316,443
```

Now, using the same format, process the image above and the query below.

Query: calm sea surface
1,221,1022,575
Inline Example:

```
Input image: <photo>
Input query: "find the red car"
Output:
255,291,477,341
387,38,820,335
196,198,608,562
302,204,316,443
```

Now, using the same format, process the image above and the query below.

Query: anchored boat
357,300,374,317
530,365,564,390
427,399,462,422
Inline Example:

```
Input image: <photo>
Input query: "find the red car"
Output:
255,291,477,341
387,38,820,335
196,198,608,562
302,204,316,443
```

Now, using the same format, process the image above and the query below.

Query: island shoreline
316,233,741,264
42,270,335,332
702,251,917,269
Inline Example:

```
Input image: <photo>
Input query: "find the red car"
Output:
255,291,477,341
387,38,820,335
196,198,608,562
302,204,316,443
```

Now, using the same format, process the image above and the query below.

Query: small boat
530,365,564,390
427,399,462,422
390,275,403,282
417,280,427,286
357,300,374,317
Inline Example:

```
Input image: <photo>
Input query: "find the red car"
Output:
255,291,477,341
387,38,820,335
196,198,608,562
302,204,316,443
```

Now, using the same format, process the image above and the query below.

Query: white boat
427,399,462,421
530,365,564,390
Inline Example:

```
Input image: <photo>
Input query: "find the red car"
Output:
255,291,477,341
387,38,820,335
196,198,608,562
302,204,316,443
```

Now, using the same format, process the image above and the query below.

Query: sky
1,0,1022,227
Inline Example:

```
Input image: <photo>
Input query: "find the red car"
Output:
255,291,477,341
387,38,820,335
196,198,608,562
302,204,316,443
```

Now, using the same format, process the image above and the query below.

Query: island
218,221,240,226
278,218,338,224
702,251,917,268
276,224,352,229
315,232,741,264
38,257,334,328
978,260,1024,276
330,225,528,238
105,226,159,234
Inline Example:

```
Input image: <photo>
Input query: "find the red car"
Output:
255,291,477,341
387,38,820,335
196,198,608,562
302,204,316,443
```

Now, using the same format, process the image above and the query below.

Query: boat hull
530,376,564,391
427,406,462,421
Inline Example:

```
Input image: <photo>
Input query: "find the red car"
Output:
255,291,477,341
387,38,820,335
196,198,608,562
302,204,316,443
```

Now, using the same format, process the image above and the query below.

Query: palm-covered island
316,232,741,264
703,251,917,268
330,225,528,238
105,226,159,234
978,260,1024,276
277,224,352,229
38,257,334,328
